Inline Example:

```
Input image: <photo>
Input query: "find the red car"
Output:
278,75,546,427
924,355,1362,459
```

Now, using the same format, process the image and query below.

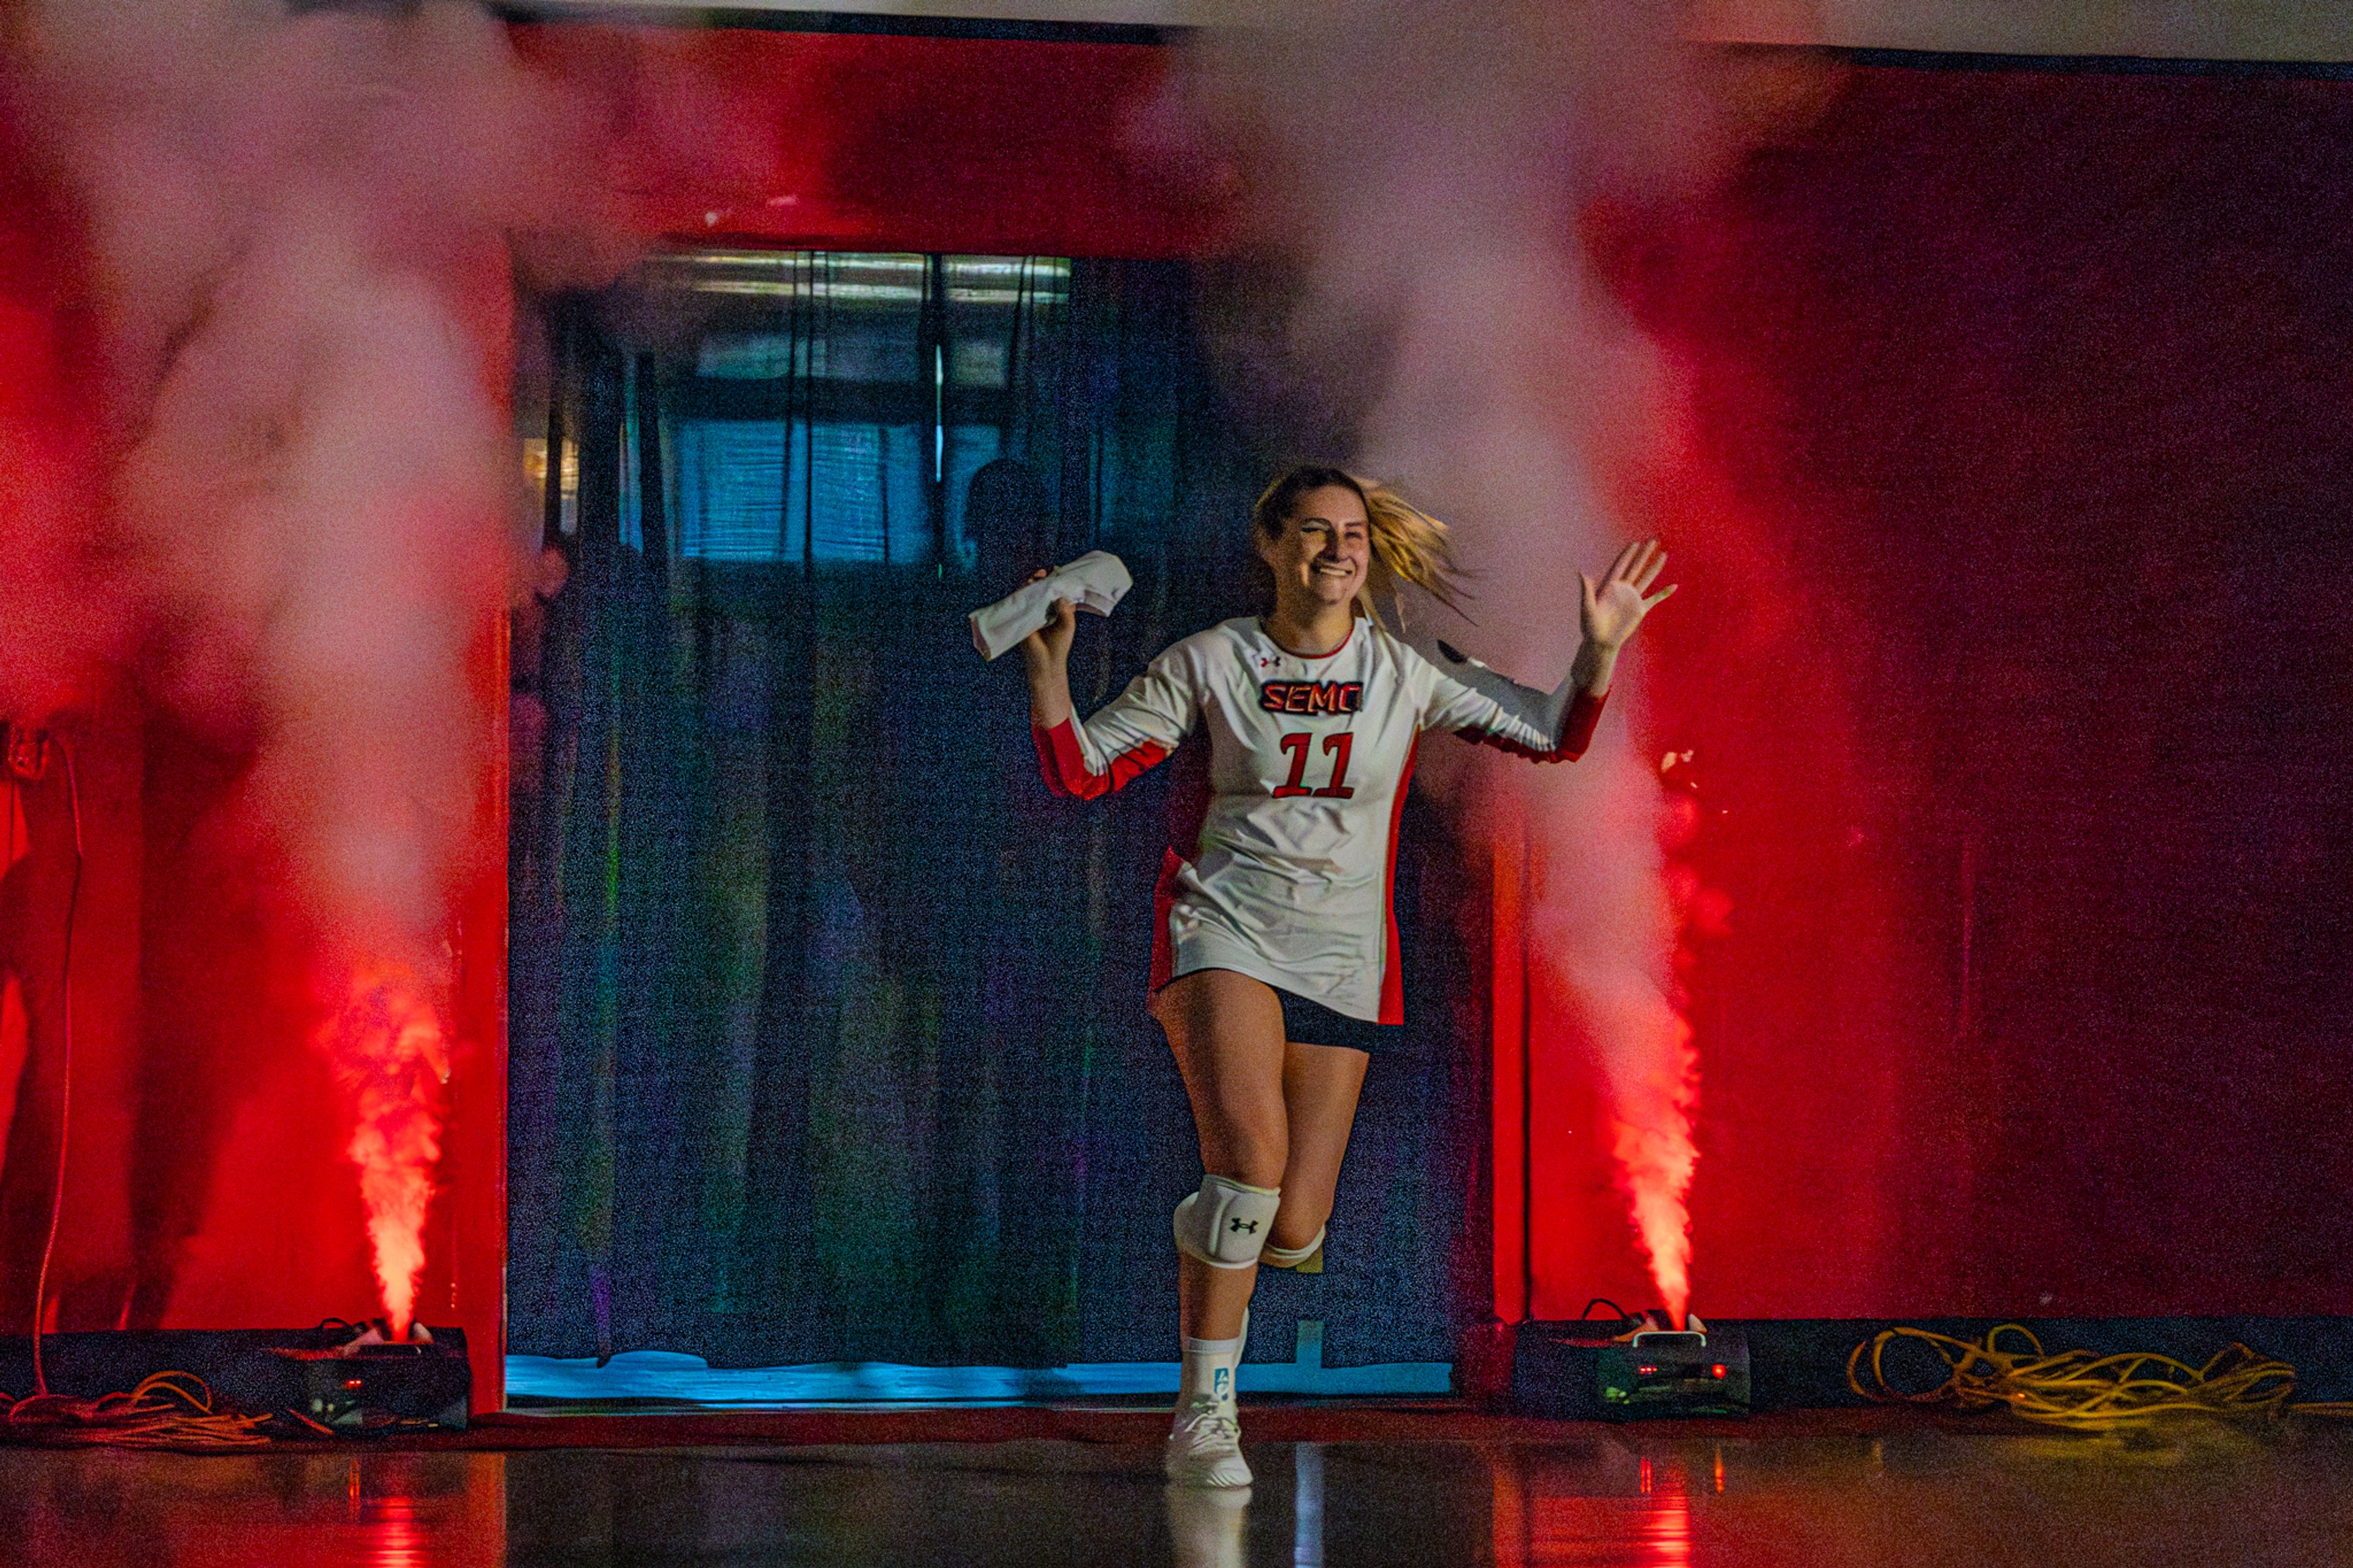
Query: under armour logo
1229,1218,1259,1234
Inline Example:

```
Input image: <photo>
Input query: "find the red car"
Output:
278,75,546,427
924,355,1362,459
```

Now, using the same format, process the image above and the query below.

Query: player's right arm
1021,592,1196,799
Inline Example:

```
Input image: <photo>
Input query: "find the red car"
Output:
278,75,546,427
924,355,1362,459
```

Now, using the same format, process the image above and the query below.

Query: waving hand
1580,537,1675,651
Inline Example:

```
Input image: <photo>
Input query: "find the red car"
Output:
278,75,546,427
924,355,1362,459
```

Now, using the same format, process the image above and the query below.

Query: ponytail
1251,464,1468,627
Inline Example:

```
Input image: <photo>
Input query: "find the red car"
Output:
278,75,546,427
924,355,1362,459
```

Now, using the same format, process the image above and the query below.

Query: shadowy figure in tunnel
968,456,1059,603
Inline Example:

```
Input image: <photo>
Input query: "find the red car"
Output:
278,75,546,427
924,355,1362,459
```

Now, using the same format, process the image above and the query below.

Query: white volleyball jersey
1034,616,1604,1024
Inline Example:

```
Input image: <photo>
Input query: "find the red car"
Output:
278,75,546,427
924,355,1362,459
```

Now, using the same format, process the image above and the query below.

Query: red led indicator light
1711,1364,1727,1379
342,1377,365,1390
1638,1365,1658,1376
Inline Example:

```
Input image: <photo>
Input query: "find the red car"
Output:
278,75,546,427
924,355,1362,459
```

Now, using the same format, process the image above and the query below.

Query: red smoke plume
2,2,757,1331
324,966,449,1340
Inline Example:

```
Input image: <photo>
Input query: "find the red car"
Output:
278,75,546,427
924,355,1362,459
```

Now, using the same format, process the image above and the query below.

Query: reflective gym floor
6,1411,2352,1567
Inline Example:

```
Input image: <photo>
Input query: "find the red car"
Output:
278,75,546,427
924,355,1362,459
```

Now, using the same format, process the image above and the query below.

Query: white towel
968,550,1133,661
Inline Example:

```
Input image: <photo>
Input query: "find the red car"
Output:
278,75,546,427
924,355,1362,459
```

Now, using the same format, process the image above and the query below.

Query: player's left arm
1570,536,1675,700
1423,538,1675,760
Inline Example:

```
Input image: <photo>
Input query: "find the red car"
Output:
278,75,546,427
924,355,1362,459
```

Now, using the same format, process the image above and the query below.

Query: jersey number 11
1273,732,1355,800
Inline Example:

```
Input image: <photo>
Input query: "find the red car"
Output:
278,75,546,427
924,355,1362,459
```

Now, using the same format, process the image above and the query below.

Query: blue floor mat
507,1320,1450,1406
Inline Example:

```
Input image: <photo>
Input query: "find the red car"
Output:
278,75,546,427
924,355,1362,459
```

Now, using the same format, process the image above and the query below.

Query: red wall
8,31,2351,1427
1607,62,2353,1317
0,108,512,1406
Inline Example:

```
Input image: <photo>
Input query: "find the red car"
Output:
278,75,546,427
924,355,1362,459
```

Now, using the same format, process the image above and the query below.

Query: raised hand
1580,538,1675,651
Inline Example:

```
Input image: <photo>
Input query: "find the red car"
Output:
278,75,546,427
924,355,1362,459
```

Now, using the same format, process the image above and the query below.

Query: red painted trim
1377,738,1419,1026
453,610,509,1412
1032,719,1168,800
438,1401,1657,1447
506,26,1226,259
1488,822,1528,1323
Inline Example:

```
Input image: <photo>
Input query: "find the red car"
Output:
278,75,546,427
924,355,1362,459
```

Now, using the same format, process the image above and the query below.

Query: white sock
1180,1334,1241,1412
1178,1311,1249,1414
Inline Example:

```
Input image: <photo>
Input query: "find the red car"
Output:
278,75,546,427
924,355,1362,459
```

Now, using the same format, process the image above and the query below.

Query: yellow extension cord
1849,1324,2353,1430
2,1369,279,1449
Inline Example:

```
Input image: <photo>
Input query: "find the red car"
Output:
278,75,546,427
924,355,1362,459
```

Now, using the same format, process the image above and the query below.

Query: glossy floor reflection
5,1420,2352,1566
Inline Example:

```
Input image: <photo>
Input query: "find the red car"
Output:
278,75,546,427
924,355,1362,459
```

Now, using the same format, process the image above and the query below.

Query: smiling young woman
1018,464,1673,1487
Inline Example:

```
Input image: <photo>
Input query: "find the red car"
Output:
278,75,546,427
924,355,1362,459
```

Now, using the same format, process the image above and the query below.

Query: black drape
509,252,1487,1369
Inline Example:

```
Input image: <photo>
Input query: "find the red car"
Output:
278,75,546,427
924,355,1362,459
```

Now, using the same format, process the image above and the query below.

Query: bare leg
1270,1042,1369,1257
1156,970,1288,1341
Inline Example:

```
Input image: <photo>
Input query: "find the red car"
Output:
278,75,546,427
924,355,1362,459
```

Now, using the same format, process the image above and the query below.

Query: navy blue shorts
1275,985,1404,1055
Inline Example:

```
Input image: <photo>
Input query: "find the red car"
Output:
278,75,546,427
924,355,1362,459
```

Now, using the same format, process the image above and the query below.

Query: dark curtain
1624,69,2353,1316
509,253,1487,1369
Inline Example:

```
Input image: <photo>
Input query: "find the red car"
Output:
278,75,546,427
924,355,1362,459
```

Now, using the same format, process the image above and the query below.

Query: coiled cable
1851,1324,2353,1428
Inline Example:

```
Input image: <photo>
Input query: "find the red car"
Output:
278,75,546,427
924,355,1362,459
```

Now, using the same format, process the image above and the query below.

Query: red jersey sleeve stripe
1377,737,1420,1025
1457,688,1607,763
1559,688,1606,758
1033,719,1170,800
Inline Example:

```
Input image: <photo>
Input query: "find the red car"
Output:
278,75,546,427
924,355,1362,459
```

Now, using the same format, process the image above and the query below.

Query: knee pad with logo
1172,1175,1281,1268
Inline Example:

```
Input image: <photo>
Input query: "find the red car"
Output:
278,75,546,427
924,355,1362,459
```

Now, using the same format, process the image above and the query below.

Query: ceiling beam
1688,1,2353,62
512,1,2353,64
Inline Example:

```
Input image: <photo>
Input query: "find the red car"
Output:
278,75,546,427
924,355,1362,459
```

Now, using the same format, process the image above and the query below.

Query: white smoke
1184,0,1708,1319
5,0,736,1333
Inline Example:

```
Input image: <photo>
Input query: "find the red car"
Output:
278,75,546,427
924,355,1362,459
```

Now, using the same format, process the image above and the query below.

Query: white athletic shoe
1164,1479,1251,1568
1164,1400,1253,1488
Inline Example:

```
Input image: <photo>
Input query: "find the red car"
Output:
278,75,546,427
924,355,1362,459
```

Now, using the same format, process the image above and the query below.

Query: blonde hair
1251,464,1468,627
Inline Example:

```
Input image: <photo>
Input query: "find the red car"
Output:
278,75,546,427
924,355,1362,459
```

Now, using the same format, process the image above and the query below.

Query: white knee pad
1262,1226,1325,1272
1173,1175,1281,1269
